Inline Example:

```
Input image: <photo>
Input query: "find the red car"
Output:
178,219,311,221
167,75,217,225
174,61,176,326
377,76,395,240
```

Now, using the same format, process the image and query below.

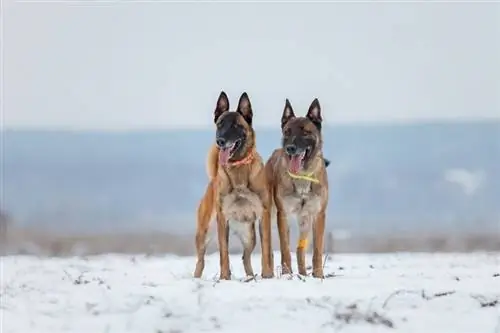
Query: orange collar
229,149,255,167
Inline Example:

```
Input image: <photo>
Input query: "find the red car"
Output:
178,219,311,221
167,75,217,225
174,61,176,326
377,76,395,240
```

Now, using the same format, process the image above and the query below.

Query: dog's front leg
296,215,313,276
216,209,231,280
312,210,326,279
257,187,274,279
276,208,292,275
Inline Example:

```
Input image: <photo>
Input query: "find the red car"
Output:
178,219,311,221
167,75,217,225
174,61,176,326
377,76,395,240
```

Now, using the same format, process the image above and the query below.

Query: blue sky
3,1,499,130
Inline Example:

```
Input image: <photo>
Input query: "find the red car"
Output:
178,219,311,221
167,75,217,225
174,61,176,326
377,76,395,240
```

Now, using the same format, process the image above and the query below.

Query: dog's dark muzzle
283,136,311,156
216,137,227,148
285,144,306,156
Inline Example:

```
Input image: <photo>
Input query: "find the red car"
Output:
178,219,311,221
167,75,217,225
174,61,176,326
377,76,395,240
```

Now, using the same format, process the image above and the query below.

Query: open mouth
288,149,307,174
287,147,312,174
218,139,241,166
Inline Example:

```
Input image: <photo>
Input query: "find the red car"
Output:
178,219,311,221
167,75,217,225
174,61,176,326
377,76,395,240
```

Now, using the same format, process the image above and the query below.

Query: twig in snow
63,270,90,285
382,289,456,309
324,272,341,279
62,270,110,289
470,294,500,308
318,301,395,330
243,274,258,283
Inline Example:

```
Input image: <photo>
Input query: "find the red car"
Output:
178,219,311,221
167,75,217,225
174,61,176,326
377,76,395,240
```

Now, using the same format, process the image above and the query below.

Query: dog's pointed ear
281,99,296,129
306,98,322,130
236,92,253,125
214,91,230,123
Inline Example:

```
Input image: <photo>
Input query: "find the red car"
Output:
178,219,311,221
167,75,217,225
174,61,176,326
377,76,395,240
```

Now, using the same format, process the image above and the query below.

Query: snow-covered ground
1,252,499,333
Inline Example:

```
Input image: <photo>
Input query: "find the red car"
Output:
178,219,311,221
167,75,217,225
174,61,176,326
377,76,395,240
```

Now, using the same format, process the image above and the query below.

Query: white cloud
444,169,485,196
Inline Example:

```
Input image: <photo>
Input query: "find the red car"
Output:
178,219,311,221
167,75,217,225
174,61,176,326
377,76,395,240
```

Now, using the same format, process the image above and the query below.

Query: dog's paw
281,266,292,275
312,269,324,279
261,270,274,279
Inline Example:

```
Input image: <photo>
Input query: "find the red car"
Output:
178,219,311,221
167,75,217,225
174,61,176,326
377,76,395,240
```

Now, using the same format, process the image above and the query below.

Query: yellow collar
287,171,320,184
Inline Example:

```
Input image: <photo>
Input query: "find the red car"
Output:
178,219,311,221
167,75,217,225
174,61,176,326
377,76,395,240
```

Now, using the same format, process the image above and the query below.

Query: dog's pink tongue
289,155,302,174
219,148,231,166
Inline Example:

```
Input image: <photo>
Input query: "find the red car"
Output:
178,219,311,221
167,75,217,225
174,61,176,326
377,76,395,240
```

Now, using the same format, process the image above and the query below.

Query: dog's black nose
216,137,226,147
285,144,297,155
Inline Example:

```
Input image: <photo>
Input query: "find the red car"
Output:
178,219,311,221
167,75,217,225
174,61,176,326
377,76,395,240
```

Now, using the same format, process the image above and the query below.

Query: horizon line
2,117,500,133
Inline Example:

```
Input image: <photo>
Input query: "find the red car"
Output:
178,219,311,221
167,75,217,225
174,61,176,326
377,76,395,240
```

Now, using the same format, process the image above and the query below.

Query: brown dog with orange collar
193,91,274,280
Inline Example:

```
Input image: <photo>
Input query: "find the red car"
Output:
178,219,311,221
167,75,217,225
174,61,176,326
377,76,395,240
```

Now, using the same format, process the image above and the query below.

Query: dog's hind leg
276,210,292,275
194,181,215,278
217,213,231,280
312,210,326,278
242,222,257,277
259,214,274,278
194,220,210,278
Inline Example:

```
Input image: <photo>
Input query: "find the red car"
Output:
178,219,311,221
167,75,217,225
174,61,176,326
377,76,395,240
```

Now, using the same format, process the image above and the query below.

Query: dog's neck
288,170,320,183
230,149,254,167
223,148,255,168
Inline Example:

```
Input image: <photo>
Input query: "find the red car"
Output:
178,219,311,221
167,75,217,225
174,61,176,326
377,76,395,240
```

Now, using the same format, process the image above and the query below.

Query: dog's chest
282,179,320,216
221,186,263,223
293,179,313,197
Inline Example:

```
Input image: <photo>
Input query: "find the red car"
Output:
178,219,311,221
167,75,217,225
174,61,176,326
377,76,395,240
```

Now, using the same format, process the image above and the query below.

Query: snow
1,252,499,333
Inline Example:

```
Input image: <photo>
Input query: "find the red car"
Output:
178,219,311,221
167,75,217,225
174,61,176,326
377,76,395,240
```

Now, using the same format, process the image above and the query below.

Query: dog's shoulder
251,150,265,166
315,157,329,187
307,156,329,201
248,150,266,180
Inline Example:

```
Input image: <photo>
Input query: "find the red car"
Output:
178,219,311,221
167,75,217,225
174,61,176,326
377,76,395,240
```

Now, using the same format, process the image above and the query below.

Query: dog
193,91,274,280
263,98,329,278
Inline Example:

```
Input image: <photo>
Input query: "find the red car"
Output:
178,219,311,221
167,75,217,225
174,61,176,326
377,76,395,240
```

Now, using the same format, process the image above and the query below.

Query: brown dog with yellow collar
262,98,329,278
193,91,274,280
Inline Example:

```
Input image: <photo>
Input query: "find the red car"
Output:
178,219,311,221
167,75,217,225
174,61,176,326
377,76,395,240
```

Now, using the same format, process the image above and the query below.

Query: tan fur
205,144,219,180
263,100,329,278
193,93,274,280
